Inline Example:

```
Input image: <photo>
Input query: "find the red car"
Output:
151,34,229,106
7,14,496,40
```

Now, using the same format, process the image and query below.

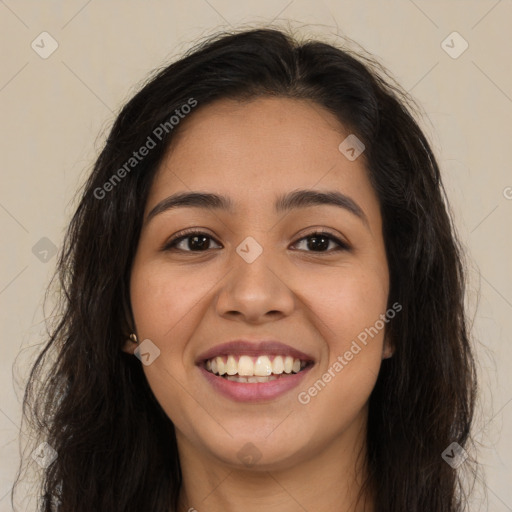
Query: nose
215,245,296,324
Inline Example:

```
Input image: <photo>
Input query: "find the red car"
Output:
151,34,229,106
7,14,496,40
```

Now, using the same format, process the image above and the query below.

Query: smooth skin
123,97,392,512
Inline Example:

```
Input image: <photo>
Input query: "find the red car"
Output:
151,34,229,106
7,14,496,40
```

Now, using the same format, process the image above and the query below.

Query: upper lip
196,340,315,364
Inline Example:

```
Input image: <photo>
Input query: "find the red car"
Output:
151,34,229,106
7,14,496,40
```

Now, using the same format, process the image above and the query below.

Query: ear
121,333,138,355
122,338,137,355
382,332,394,360
120,294,137,355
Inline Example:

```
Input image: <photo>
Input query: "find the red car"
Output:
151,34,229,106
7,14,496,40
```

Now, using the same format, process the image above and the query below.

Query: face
124,97,391,471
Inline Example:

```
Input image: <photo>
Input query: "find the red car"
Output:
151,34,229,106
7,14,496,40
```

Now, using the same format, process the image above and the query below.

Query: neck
175,413,374,512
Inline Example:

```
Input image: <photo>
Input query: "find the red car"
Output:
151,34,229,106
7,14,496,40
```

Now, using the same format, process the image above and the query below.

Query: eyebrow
145,189,369,228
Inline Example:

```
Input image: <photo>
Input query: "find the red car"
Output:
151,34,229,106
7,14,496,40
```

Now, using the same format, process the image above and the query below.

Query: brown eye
163,231,222,252
291,231,350,253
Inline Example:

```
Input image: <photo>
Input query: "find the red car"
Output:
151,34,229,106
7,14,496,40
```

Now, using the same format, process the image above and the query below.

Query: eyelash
162,228,350,254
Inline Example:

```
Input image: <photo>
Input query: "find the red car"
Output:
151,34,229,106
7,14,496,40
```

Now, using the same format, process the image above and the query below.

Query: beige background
1,1,511,510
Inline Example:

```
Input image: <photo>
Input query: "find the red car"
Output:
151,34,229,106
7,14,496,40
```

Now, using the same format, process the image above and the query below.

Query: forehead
146,96,379,223
161,96,350,175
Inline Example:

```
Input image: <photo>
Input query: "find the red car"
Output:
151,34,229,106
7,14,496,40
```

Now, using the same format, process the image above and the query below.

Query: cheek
129,261,213,430
129,260,203,403
130,260,210,341
295,263,388,409
299,260,389,348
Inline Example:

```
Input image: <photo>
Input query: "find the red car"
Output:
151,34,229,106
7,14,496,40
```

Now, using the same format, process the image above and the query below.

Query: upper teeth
205,355,306,376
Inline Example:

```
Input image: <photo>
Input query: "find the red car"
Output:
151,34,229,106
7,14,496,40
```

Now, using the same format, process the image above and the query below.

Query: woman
15,27,477,511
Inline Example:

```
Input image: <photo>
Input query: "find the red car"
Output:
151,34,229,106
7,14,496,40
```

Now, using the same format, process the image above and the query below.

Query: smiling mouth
203,354,312,383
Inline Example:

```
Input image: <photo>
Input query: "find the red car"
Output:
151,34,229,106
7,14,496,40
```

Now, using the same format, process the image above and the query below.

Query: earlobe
121,333,139,355
382,349,394,360
382,336,394,359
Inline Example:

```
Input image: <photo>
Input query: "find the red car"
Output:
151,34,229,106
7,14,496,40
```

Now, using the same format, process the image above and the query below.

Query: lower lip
198,365,313,402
